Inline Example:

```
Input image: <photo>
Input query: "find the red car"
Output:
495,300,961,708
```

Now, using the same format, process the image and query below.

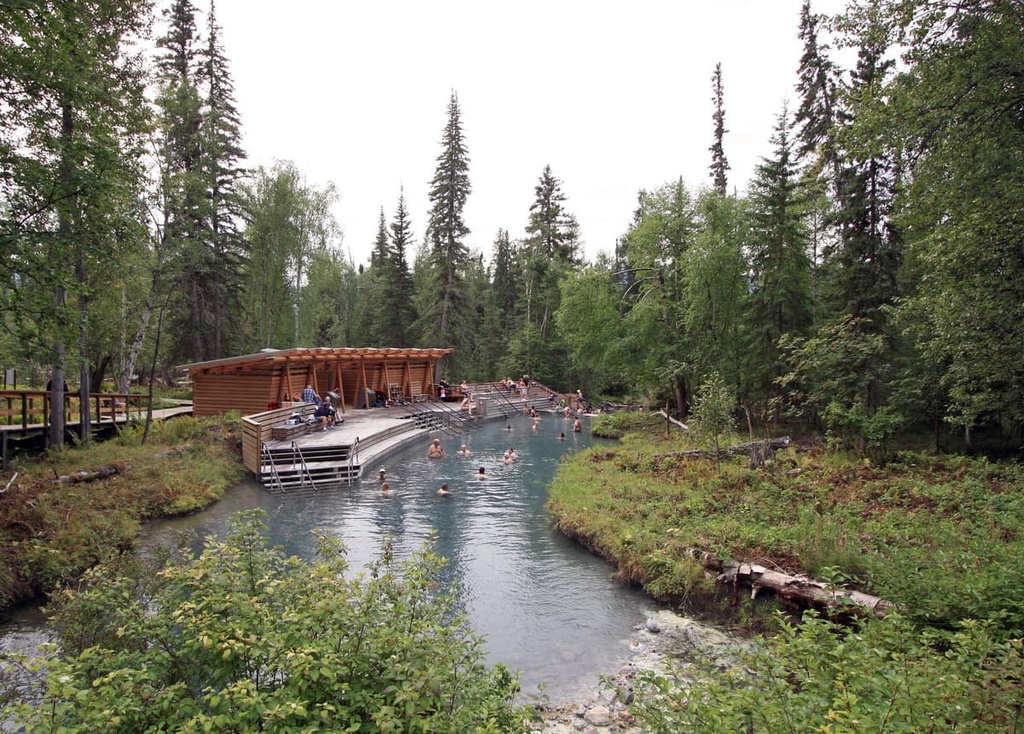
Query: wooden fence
0,390,149,432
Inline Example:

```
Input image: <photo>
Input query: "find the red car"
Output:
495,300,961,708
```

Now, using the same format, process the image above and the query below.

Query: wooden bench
270,422,315,441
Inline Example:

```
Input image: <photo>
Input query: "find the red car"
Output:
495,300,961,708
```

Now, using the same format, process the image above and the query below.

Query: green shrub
630,613,1024,733
4,511,528,733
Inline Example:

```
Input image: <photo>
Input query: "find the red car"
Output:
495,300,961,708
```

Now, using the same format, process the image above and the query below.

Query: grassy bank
0,415,246,611
549,412,1024,632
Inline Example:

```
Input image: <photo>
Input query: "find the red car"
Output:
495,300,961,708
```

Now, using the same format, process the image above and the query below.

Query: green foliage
779,315,902,454
550,441,1024,635
5,511,527,733
690,371,736,459
589,411,664,440
629,613,1024,733
0,415,244,610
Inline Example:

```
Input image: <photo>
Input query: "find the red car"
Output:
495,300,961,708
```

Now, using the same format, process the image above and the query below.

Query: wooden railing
0,390,150,432
241,404,317,475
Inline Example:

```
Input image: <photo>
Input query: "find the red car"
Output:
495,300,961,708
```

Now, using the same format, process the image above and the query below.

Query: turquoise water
7,414,662,704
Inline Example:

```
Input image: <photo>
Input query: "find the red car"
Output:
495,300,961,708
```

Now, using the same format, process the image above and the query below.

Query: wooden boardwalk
0,393,193,467
246,382,562,491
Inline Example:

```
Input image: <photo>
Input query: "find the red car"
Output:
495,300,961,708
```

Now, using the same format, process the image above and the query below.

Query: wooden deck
245,382,563,491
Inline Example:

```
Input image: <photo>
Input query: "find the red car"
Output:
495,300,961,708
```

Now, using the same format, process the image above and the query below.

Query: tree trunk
77,253,91,445
50,464,120,483
118,279,156,394
717,561,891,619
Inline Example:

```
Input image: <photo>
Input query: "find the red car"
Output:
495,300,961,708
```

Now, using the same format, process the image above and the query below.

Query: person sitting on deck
301,385,319,404
427,439,446,459
314,398,334,430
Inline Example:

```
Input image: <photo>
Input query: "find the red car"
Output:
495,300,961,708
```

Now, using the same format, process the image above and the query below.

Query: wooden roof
179,347,454,376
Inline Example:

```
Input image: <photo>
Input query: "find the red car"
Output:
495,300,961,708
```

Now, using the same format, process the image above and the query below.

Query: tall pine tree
198,0,246,357
708,62,730,195
744,106,813,410
416,92,471,372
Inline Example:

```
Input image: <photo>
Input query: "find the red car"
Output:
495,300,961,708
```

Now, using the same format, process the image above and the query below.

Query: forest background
2,0,1022,452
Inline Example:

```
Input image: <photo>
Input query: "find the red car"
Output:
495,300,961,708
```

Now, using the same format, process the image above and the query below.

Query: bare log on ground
654,436,791,461
49,464,121,484
717,562,892,619
657,410,689,431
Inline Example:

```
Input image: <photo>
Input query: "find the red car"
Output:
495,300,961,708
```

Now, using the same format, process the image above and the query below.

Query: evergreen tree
744,106,813,412
708,63,730,195
794,0,839,166
156,0,212,363
490,229,518,334
198,0,247,357
514,165,580,385
879,0,1024,434
525,164,578,263
827,9,901,332
387,188,417,347
417,92,472,372
362,208,390,346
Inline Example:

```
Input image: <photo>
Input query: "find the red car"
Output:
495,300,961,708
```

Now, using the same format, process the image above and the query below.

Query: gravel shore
531,609,753,733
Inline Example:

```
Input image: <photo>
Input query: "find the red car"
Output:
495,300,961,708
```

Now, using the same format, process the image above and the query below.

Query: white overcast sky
211,0,848,267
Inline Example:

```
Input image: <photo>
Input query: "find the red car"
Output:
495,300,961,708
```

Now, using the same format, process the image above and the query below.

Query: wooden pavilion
179,347,453,418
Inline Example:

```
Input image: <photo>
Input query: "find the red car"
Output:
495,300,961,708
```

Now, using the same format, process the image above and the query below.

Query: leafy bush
5,511,528,733
590,410,667,439
629,612,1024,733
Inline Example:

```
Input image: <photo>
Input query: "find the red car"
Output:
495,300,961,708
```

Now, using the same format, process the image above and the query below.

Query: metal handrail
346,436,359,485
260,442,284,492
290,440,320,491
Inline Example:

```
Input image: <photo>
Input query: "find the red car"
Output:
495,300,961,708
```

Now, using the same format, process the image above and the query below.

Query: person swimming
437,483,454,496
477,466,486,479
427,439,446,459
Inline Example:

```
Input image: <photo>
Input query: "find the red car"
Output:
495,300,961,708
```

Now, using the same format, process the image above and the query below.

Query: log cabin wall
193,372,276,417
181,347,452,417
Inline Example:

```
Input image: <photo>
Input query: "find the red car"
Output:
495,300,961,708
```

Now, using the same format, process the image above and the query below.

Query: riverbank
0,415,245,612
541,412,1024,730
547,412,1024,634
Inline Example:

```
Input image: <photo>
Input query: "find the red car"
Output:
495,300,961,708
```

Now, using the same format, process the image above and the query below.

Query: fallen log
49,464,121,484
657,410,689,431
717,561,892,619
654,436,791,461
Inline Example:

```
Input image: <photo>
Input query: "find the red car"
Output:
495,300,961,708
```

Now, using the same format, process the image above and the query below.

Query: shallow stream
3,414,708,705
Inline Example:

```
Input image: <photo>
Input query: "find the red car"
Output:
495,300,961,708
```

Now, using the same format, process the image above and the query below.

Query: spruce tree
156,0,211,363
828,17,901,329
490,229,518,334
515,165,579,384
794,0,838,167
418,92,472,371
708,62,730,195
744,106,813,408
363,208,390,345
199,0,247,357
386,189,417,347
